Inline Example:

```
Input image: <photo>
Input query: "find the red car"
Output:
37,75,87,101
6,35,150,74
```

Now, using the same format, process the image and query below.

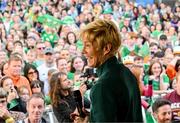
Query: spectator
30,80,51,105
17,93,47,123
152,98,172,123
56,57,69,74
49,72,76,122
25,49,37,65
0,62,8,76
66,31,78,45
7,54,31,95
34,41,46,67
37,47,57,95
69,56,86,80
23,63,42,84
0,87,25,122
143,60,170,93
0,50,7,65
164,71,180,122
17,86,30,113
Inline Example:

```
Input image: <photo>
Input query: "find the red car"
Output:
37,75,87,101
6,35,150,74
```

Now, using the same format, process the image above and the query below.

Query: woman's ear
103,43,112,55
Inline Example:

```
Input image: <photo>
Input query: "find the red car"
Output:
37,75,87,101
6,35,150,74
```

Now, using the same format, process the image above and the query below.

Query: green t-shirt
67,72,74,80
143,74,170,90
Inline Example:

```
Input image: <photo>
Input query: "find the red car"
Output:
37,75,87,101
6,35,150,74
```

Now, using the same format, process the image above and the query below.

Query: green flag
121,46,131,58
151,30,163,38
8,99,19,110
134,44,140,55
138,42,150,57
37,14,62,28
61,16,75,25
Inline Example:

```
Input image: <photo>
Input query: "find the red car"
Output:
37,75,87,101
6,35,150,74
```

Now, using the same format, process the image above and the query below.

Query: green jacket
90,56,143,122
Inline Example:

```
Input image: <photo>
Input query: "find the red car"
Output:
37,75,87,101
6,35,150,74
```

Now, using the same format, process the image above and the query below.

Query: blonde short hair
80,19,121,58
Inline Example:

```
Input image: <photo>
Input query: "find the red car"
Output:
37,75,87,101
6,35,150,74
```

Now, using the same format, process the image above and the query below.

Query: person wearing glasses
23,63,43,88
0,87,25,122
34,41,46,67
37,47,57,95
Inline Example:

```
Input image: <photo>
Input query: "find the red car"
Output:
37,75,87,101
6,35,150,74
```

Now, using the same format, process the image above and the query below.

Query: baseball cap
44,47,54,54
159,34,167,40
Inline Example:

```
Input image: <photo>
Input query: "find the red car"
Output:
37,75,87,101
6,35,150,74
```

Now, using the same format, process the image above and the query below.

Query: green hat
103,8,113,14
122,55,134,65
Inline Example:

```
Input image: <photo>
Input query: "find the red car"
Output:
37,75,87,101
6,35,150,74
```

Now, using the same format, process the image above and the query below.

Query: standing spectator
0,87,25,122
23,63,41,84
69,56,85,76
80,19,142,122
49,72,76,122
37,47,57,95
34,41,46,67
17,93,47,123
25,49,37,65
7,54,31,95
66,31,77,45
0,50,7,65
56,57,69,74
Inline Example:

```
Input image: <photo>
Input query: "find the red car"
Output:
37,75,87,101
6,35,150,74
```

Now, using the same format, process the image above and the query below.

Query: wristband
5,117,14,123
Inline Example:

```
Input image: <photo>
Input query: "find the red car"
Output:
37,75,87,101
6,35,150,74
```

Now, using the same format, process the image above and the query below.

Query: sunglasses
32,84,41,88
28,71,37,75
28,46,35,49
37,47,45,50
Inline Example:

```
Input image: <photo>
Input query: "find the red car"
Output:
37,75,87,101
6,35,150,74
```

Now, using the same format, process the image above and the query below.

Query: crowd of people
0,0,179,123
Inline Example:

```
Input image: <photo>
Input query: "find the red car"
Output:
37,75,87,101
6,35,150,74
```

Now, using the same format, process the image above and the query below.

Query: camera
80,68,97,78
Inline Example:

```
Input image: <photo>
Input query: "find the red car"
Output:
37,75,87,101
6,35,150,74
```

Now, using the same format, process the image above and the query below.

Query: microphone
73,90,86,118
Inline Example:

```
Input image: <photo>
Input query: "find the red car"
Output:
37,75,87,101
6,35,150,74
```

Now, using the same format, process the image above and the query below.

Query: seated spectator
143,60,170,94
166,58,180,81
0,87,25,122
152,98,172,123
164,71,180,122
